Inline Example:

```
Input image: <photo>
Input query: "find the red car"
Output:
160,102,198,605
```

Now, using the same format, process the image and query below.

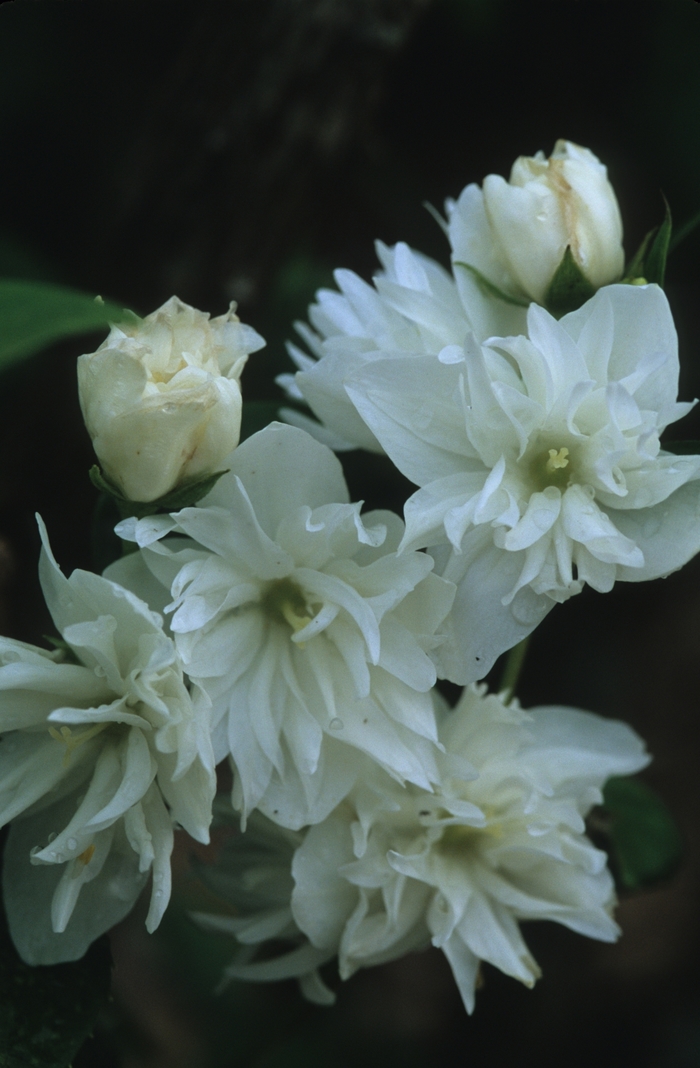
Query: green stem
500,636,530,702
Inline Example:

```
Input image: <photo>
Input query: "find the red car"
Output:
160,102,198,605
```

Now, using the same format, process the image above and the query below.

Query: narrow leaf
0,280,127,370
669,205,700,253
453,262,530,307
622,227,656,282
601,776,683,891
543,246,596,317
643,198,672,288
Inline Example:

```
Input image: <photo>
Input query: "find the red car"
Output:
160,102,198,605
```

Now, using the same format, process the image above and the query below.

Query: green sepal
89,465,230,520
453,262,530,307
597,776,683,891
660,440,700,456
0,920,112,1068
543,246,596,317
622,198,672,288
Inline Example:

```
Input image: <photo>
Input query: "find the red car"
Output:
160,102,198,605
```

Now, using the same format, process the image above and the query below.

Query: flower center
524,440,576,492
438,820,503,856
261,578,317,638
48,722,113,766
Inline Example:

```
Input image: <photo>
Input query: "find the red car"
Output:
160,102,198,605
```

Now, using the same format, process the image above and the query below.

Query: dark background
1,1,700,1065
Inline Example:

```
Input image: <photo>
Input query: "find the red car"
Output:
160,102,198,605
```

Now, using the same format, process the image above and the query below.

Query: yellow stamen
48,722,111,766
77,844,95,866
546,447,570,473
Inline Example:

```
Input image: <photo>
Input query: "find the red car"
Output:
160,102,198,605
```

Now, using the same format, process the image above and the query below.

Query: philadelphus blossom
346,284,700,683
117,423,456,829
448,139,625,305
194,811,336,1005
278,240,527,452
0,520,215,965
195,687,649,1013
78,296,265,503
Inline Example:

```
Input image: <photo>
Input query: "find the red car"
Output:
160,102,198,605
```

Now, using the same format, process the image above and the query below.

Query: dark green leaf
453,262,529,307
623,227,656,282
669,206,700,253
601,776,683,891
0,281,128,370
660,440,700,455
240,401,282,442
543,246,596,317
644,198,672,287
0,920,111,1068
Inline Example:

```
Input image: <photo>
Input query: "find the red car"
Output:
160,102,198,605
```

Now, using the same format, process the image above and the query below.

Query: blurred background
1,1,700,1065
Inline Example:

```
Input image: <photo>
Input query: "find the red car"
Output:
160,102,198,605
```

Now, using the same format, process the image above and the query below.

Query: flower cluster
0,139,695,1015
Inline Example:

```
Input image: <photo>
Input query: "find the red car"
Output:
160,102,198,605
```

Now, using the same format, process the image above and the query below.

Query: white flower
0,519,215,965
194,687,649,1014
193,810,337,1006
118,423,456,829
346,284,700,683
78,296,265,502
448,139,624,305
279,240,526,452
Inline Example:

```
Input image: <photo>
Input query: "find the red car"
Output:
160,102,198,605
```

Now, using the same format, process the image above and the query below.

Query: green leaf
623,227,656,283
90,464,229,519
0,920,111,1068
600,776,683,891
0,280,127,371
669,205,700,253
453,262,529,307
660,440,700,455
543,246,596,317
644,197,672,287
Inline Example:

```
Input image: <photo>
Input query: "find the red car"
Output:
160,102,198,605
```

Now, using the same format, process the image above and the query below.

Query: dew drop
154,889,163,899
49,850,57,860
67,837,78,852
55,853,64,863
329,718,343,731
47,832,57,843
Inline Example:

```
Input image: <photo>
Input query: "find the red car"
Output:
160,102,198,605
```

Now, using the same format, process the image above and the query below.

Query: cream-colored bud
78,296,265,502
480,140,624,303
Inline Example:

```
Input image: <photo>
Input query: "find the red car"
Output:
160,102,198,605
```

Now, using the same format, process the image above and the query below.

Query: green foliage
0,280,127,370
453,262,529,307
0,921,111,1068
543,246,596,317
89,465,230,518
623,199,672,287
601,776,683,891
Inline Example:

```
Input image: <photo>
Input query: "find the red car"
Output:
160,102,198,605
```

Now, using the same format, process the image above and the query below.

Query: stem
500,636,530,703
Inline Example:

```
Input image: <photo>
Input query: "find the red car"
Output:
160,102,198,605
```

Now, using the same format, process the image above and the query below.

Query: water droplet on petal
329,718,343,731
154,889,163,899
67,838,77,851
47,832,57,843
55,853,64,863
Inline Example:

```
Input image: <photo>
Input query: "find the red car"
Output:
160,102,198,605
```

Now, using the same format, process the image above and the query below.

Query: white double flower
0,520,215,964
117,423,456,829
196,686,648,1013
346,284,700,682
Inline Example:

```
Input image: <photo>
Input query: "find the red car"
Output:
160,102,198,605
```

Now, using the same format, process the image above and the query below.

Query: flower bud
461,140,624,305
78,296,265,502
